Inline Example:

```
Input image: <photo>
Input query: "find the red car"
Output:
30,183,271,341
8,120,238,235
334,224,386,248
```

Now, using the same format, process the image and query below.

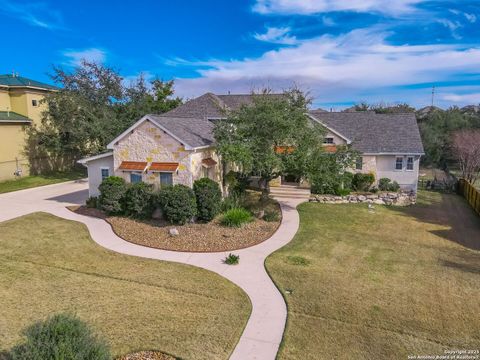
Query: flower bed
117,351,176,360
72,191,281,252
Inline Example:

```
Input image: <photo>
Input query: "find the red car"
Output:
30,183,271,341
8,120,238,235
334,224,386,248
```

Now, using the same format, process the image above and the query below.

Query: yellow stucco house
0,74,57,181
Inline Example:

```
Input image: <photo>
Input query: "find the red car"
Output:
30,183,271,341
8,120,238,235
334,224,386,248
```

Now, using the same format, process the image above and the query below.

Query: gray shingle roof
309,110,424,154
148,114,215,148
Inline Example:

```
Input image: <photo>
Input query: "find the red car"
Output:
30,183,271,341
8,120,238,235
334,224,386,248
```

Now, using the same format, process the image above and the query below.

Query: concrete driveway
0,179,306,360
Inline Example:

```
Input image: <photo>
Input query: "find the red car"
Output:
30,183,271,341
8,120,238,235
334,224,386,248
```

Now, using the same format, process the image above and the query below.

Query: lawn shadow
389,191,480,251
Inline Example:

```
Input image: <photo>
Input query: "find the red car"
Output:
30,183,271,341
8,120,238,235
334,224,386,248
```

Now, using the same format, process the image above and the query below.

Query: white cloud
464,12,477,23
437,19,463,39
171,28,480,107
322,16,336,27
252,0,425,16
442,92,480,104
62,48,107,66
253,26,298,45
0,0,64,29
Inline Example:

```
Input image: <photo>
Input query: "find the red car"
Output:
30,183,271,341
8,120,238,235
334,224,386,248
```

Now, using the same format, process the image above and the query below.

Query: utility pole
431,85,435,107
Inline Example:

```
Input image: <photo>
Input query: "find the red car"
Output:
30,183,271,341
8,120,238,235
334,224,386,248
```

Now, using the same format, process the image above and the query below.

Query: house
0,74,57,180
79,93,424,197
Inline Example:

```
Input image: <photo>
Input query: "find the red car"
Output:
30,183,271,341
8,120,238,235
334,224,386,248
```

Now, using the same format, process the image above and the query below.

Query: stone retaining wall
309,191,417,206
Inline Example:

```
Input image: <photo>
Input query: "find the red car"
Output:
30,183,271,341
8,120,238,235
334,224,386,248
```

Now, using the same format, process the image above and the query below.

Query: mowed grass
0,212,251,359
266,191,480,360
0,170,86,194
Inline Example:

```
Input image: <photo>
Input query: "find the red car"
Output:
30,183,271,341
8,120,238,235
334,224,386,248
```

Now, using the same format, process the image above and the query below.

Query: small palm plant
224,253,240,265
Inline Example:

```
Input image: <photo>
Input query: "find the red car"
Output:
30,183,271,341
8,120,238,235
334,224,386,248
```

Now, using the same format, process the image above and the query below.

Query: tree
214,88,326,199
25,61,182,173
418,107,480,168
452,129,480,183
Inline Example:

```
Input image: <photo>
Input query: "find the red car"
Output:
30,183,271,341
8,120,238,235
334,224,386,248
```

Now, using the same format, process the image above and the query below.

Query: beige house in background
0,74,57,180
79,93,424,196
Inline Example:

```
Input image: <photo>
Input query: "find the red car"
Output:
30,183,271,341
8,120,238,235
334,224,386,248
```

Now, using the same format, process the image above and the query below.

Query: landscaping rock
358,195,367,201
169,228,179,236
256,210,265,219
307,191,416,206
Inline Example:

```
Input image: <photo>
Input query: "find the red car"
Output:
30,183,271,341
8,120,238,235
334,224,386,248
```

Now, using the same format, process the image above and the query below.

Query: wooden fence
457,179,480,216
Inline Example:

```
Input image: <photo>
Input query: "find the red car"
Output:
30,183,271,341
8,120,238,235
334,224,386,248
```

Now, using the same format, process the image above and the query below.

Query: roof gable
309,110,424,154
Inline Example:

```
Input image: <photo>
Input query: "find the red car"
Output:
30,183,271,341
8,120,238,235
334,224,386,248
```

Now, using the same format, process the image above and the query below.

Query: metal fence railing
458,179,480,216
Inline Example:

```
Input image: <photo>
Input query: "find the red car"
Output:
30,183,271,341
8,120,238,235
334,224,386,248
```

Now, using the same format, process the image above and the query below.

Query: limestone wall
190,148,223,187
309,191,417,206
113,120,192,187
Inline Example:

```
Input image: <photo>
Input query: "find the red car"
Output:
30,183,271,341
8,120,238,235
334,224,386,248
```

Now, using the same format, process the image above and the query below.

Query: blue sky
1,0,479,109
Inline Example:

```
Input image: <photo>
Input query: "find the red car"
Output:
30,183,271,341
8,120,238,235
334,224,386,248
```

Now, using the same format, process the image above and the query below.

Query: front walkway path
0,180,306,360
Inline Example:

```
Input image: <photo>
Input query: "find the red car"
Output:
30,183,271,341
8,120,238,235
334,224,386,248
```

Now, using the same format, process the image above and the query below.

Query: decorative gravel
117,351,176,360
71,198,281,252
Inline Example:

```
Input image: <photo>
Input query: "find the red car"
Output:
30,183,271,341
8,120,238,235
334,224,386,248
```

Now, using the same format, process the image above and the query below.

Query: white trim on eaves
105,115,202,151
77,151,113,164
307,113,352,144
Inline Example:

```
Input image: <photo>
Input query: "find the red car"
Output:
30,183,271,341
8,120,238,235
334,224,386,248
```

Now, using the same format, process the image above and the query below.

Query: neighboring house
0,74,57,180
79,93,424,196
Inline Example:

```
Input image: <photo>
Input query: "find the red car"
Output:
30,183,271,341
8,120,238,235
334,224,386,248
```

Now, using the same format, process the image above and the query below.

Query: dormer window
323,137,334,144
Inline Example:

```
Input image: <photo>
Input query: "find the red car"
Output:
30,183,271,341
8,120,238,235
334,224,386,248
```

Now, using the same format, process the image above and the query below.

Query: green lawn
0,170,86,194
0,213,250,359
266,191,480,359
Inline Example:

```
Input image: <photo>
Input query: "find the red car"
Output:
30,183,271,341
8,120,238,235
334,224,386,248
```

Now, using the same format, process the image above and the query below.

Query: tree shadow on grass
389,191,480,251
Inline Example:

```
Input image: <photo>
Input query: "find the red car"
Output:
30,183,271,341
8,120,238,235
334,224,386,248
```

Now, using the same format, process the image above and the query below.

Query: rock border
309,191,417,206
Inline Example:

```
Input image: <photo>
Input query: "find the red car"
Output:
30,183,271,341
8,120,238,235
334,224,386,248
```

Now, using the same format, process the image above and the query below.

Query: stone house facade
80,93,424,196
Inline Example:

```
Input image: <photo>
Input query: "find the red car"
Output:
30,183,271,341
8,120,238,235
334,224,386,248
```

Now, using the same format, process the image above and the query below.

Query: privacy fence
457,179,480,216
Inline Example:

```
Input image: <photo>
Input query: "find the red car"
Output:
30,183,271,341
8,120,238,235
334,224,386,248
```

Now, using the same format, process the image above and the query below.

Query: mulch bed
70,203,281,253
116,351,176,360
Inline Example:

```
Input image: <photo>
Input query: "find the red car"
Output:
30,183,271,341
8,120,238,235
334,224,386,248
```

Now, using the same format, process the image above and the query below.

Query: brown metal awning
149,162,179,172
202,158,217,167
274,146,295,154
118,161,148,171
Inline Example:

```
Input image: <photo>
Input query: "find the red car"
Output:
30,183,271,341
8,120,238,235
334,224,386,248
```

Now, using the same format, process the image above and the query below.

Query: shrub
193,178,222,221
98,176,127,214
311,171,353,195
221,192,244,212
85,196,98,209
389,180,400,192
225,171,250,194
263,210,280,222
221,207,253,227
157,185,197,224
224,253,240,265
336,188,351,196
123,182,155,218
378,178,400,192
9,313,110,360
352,173,375,192
378,178,391,191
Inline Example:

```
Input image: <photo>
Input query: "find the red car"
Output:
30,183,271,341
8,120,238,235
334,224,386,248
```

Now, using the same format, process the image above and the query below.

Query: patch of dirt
117,351,176,360
70,204,281,253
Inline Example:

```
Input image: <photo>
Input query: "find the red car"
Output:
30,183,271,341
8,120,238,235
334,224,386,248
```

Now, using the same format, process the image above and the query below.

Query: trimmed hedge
379,177,400,192
9,313,110,360
352,173,375,192
157,184,197,224
98,176,127,214
123,182,155,218
193,178,222,222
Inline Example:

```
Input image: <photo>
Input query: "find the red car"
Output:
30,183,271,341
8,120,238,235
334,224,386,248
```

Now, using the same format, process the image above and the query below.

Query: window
130,173,142,183
202,167,210,179
31,99,38,107
355,157,363,170
159,172,173,187
324,137,334,144
395,157,403,170
406,156,414,171
101,168,109,180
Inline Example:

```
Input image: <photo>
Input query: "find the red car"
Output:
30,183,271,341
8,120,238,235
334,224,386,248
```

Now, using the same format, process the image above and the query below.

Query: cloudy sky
1,0,479,109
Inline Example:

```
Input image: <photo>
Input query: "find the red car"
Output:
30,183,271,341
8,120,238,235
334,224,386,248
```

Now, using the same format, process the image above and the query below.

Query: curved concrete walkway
0,180,305,360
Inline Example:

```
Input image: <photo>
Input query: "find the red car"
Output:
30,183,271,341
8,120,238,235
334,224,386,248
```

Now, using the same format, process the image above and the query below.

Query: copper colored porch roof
274,146,295,154
201,158,217,167
149,162,179,172
118,161,147,171
324,145,337,153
